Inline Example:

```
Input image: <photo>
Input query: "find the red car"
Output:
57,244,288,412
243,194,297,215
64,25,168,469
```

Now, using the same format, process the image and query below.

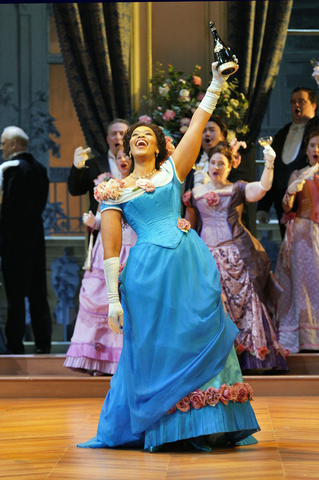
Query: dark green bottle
209,21,239,77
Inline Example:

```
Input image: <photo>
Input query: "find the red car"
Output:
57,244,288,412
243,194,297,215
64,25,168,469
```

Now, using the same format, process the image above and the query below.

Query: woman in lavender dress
185,143,288,373
64,148,137,375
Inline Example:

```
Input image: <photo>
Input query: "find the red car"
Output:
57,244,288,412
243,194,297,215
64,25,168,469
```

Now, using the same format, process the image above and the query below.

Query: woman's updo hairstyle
123,122,168,173
208,142,234,169
304,125,319,149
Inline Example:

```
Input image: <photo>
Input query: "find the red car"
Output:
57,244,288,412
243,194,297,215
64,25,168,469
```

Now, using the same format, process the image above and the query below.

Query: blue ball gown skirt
78,158,260,450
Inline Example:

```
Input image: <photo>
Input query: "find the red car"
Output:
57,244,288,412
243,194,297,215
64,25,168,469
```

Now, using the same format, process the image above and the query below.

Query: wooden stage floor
0,396,318,480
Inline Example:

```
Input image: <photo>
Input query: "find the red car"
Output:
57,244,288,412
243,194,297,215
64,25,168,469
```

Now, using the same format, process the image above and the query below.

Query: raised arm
245,146,276,203
101,208,123,334
172,63,228,181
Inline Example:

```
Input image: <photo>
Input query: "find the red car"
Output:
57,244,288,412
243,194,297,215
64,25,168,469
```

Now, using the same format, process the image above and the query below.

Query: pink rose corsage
204,191,220,206
94,178,125,202
177,218,191,233
93,172,113,186
134,179,155,192
182,190,192,207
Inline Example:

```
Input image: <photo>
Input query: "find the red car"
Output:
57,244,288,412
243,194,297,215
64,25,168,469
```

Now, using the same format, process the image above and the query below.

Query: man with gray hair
0,126,51,354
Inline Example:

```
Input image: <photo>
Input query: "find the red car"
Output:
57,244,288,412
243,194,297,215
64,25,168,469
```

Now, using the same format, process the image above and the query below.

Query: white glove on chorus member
73,146,91,168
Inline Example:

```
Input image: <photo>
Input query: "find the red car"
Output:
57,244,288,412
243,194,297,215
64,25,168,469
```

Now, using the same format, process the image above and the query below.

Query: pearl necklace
130,168,157,180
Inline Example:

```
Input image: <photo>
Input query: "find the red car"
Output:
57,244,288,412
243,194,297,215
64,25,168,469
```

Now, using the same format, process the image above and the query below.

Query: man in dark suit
0,126,51,354
257,87,319,238
67,118,130,215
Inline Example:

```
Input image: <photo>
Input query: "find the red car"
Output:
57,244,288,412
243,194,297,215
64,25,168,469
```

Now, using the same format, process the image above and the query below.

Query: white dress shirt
282,122,307,165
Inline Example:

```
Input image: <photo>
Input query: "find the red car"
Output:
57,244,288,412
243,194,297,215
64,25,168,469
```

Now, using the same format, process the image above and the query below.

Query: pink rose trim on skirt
166,382,253,415
177,218,191,233
94,178,125,202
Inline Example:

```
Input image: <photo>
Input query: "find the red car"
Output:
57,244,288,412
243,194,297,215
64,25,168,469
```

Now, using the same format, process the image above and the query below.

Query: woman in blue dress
79,63,260,452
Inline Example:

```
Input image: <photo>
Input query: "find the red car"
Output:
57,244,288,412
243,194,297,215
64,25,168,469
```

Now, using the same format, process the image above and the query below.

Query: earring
129,151,134,161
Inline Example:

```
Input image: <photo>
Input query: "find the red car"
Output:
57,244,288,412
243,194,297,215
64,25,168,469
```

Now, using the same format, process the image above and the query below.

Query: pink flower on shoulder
176,397,190,412
182,190,192,207
189,389,206,410
135,179,155,192
205,387,221,406
177,218,191,233
93,172,113,186
138,114,152,124
166,406,177,415
204,191,220,207
94,178,125,202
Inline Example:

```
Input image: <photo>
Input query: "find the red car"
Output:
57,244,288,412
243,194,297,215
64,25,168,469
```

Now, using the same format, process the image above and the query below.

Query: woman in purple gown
185,143,289,373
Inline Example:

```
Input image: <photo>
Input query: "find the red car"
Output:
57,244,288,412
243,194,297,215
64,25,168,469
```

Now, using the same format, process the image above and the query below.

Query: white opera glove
256,211,270,224
193,170,211,186
287,178,305,195
73,146,91,168
0,160,20,189
263,145,276,165
82,210,101,230
199,62,230,115
103,257,123,335
312,66,319,86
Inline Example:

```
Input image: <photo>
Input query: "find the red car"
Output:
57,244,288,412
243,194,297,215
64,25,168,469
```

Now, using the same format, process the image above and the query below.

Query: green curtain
228,0,293,144
53,3,132,155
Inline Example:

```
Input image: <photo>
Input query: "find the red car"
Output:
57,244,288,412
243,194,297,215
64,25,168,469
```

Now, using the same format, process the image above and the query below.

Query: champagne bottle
209,21,239,77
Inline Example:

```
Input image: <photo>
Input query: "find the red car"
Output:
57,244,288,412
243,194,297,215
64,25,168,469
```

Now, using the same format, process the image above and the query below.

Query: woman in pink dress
64,147,137,375
185,143,288,373
275,126,319,352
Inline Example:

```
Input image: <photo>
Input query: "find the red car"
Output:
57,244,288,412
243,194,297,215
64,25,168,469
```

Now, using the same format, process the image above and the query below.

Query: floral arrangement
133,63,249,144
166,381,253,415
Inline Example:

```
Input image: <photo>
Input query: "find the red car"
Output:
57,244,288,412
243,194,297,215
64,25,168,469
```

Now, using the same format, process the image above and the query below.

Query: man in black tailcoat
0,126,51,354
67,118,130,215
257,87,319,239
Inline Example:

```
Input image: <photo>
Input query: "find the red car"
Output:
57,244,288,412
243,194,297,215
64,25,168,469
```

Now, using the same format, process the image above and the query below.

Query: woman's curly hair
123,123,168,173
207,142,234,168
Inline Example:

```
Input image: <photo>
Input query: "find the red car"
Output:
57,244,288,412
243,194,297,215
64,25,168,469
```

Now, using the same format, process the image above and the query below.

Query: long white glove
199,62,230,115
193,170,211,186
82,210,101,230
287,178,306,195
0,160,20,189
103,257,123,335
73,146,91,168
263,145,276,165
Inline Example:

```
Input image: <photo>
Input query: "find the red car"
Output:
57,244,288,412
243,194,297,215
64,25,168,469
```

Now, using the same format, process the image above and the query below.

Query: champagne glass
258,136,273,147
192,164,204,170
